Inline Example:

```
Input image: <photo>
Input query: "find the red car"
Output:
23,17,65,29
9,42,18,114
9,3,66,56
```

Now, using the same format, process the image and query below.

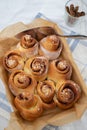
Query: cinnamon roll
3,50,24,73
24,56,49,81
48,58,72,83
17,35,38,58
54,80,81,109
14,92,43,121
39,35,63,60
37,80,56,109
9,70,37,96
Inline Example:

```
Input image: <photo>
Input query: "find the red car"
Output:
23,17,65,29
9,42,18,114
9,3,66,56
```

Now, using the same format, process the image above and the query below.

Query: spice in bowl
65,2,86,26
66,4,85,17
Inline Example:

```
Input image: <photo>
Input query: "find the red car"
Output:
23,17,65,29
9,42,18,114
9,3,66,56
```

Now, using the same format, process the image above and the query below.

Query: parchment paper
0,18,87,130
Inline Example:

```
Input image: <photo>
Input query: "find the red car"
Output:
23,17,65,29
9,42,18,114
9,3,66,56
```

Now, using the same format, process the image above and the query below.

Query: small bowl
64,0,86,27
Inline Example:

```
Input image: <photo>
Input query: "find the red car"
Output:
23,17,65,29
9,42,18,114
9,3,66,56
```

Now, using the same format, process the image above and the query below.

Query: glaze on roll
37,80,56,109
17,35,38,59
3,50,24,73
9,70,37,96
39,35,63,60
24,56,49,81
54,80,81,109
14,92,43,121
48,58,72,82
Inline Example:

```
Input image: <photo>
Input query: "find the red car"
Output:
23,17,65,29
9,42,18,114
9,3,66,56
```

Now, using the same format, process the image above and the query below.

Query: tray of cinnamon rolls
1,18,87,124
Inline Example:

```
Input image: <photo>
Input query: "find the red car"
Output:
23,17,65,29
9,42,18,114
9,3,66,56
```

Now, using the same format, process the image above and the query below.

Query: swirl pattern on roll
24,56,49,81
17,35,38,58
48,58,72,82
3,50,24,73
14,92,43,121
9,70,37,96
54,80,81,109
37,80,56,109
39,35,63,60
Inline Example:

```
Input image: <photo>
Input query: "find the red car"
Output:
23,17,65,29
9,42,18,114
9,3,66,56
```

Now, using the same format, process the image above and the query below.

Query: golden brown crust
37,80,56,109
14,92,43,121
9,70,37,96
39,35,63,60
42,101,56,110
24,56,49,81
48,58,72,83
17,35,38,59
54,80,81,109
2,27,82,122
3,50,24,73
